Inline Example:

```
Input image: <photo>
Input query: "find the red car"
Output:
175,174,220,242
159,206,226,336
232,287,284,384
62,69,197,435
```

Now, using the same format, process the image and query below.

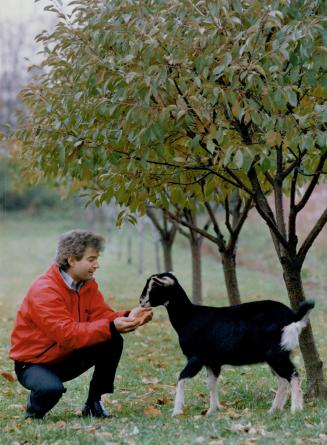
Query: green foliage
16,0,327,212
0,158,64,211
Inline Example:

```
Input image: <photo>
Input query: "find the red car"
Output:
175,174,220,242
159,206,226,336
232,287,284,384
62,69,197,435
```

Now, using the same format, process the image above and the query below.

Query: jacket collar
47,264,94,292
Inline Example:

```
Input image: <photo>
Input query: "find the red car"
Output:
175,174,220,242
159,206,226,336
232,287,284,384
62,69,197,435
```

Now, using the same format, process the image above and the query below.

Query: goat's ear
153,276,175,287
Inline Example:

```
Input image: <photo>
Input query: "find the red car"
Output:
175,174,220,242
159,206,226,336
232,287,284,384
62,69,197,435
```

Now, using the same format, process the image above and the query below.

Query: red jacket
10,264,128,364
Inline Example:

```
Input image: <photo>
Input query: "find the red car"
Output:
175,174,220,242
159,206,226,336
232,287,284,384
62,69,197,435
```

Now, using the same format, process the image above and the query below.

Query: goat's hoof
172,410,184,417
206,407,219,416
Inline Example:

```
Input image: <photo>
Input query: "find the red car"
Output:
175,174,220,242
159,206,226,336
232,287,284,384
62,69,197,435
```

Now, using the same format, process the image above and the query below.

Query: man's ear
67,256,76,267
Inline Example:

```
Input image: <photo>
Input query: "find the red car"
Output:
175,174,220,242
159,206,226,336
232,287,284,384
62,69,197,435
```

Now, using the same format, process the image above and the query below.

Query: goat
139,272,314,416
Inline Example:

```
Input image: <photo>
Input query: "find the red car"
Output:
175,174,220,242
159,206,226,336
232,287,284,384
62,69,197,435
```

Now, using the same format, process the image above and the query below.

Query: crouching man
9,229,153,419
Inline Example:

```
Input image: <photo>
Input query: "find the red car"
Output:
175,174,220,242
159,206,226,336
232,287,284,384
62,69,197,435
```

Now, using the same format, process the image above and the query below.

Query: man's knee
34,380,65,401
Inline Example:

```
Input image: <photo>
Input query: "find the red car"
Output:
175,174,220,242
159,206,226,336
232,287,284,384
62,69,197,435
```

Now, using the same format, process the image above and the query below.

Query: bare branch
204,201,226,252
164,209,218,244
295,152,327,213
298,207,327,266
247,166,290,253
227,197,253,251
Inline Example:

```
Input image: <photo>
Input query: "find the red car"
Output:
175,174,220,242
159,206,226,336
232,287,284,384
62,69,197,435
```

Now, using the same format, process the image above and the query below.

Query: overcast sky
0,0,68,74
0,0,52,21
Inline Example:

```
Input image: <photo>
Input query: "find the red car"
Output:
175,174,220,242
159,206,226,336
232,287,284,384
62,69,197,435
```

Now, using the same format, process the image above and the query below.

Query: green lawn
0,209,327,445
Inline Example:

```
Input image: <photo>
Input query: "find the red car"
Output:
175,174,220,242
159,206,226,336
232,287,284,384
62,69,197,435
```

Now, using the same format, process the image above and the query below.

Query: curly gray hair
55,229,105,270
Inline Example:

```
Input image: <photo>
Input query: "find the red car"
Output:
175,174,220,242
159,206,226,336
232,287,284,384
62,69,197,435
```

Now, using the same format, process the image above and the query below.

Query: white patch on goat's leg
172,379,186,416
206,367,220,415
291,375,303,412
269,377,290,413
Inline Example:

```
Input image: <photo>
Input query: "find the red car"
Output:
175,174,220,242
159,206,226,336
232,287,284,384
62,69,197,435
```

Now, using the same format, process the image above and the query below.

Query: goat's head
139,272,177,308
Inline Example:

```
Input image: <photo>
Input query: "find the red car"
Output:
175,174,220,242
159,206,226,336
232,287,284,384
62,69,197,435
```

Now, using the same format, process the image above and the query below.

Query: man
10,229,153,419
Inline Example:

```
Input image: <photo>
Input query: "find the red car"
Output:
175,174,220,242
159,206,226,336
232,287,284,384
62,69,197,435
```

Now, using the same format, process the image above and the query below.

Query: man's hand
113,316,141,333
129,307,153,326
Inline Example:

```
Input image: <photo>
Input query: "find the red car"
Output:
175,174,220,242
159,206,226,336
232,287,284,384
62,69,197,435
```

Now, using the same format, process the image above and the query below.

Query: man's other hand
113,316,140,333
129,307,153,326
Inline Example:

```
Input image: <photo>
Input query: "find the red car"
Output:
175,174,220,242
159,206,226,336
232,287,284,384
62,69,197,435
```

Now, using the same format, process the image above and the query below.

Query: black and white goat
139,273,314,416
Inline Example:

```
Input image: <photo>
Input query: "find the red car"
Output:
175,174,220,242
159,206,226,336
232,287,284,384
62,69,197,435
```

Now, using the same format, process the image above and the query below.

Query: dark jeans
14,334,123,417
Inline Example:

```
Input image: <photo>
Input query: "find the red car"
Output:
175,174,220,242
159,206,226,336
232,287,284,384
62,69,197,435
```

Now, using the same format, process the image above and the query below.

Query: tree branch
227,196,253,251
295,152,327,213
298,207,327,266
247,166,290,253
204,201,226,252
164,208,218,244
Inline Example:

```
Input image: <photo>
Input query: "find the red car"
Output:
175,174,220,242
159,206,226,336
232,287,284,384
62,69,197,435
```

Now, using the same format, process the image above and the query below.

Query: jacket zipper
35,341,57,358
76,291,81,321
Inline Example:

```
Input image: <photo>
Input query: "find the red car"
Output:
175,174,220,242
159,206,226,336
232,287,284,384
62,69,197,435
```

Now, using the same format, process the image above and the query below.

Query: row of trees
14,0,327,397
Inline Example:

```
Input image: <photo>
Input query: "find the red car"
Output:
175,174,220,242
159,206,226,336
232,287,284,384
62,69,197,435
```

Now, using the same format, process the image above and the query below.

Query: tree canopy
17,0,325,212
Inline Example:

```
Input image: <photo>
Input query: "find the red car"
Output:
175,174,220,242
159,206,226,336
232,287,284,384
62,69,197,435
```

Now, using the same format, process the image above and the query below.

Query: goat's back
179,300,296,366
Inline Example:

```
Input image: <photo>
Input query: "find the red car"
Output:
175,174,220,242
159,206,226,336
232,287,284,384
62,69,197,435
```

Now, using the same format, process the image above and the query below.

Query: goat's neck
165,285,193,333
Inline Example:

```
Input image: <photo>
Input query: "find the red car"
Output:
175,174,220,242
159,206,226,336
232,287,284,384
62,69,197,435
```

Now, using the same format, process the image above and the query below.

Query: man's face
67,247,100,282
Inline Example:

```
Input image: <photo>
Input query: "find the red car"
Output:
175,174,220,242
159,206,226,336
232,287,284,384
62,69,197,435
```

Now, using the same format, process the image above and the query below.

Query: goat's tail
280,300,315,352
294,300,315,322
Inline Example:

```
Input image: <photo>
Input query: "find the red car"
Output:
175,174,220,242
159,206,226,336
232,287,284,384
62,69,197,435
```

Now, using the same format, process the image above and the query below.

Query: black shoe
82,400,111,418
25,394,44,419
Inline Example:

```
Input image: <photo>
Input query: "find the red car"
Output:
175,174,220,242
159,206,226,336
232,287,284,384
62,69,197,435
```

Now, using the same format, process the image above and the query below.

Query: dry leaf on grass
144,405,161,416
113,402,122,412
142,377,159,385
1,371,16,382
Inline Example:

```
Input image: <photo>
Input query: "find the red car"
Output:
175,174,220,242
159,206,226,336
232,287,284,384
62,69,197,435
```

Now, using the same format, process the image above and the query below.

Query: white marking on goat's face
139,273,175,308
140,277,155,307
153,275,175,287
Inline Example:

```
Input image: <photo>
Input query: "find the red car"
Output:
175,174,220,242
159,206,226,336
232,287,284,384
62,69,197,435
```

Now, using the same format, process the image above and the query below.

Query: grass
0,208,327,445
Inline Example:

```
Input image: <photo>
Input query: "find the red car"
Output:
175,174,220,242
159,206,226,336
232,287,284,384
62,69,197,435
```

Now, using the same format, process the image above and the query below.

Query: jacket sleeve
27,287,114,350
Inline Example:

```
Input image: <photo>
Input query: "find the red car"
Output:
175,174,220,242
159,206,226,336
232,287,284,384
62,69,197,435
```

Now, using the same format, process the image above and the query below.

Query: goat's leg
173,356,203,417
268,353,302,413
290,374,303,413
206,366,221,415
268,377,290,413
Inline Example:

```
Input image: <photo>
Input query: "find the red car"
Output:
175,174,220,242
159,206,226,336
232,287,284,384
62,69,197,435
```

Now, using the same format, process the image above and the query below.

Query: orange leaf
144,405,161,417
1,372,16,382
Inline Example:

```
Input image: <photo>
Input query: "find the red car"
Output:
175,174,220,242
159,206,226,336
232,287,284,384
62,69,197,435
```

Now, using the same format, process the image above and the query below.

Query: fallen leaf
1,372,16,382
113,402,122,412
224,407,242,419
142,377,159,385
144,405,161,417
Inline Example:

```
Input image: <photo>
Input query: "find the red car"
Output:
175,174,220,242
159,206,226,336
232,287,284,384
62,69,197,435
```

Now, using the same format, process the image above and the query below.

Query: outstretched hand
129,307,153,326
113,307,153,334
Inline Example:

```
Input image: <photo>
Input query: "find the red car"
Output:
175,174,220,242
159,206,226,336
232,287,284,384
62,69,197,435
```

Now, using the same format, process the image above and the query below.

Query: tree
167,191,252,305
16,0,327,396
146,206,178,272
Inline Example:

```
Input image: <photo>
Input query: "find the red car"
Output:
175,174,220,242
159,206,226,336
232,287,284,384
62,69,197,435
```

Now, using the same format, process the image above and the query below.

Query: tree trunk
154,241,161,273
138,229,144,274
190,237,203,305
282,260,327,398
127,227,132,265
221,250,241,306
162,240,173,271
